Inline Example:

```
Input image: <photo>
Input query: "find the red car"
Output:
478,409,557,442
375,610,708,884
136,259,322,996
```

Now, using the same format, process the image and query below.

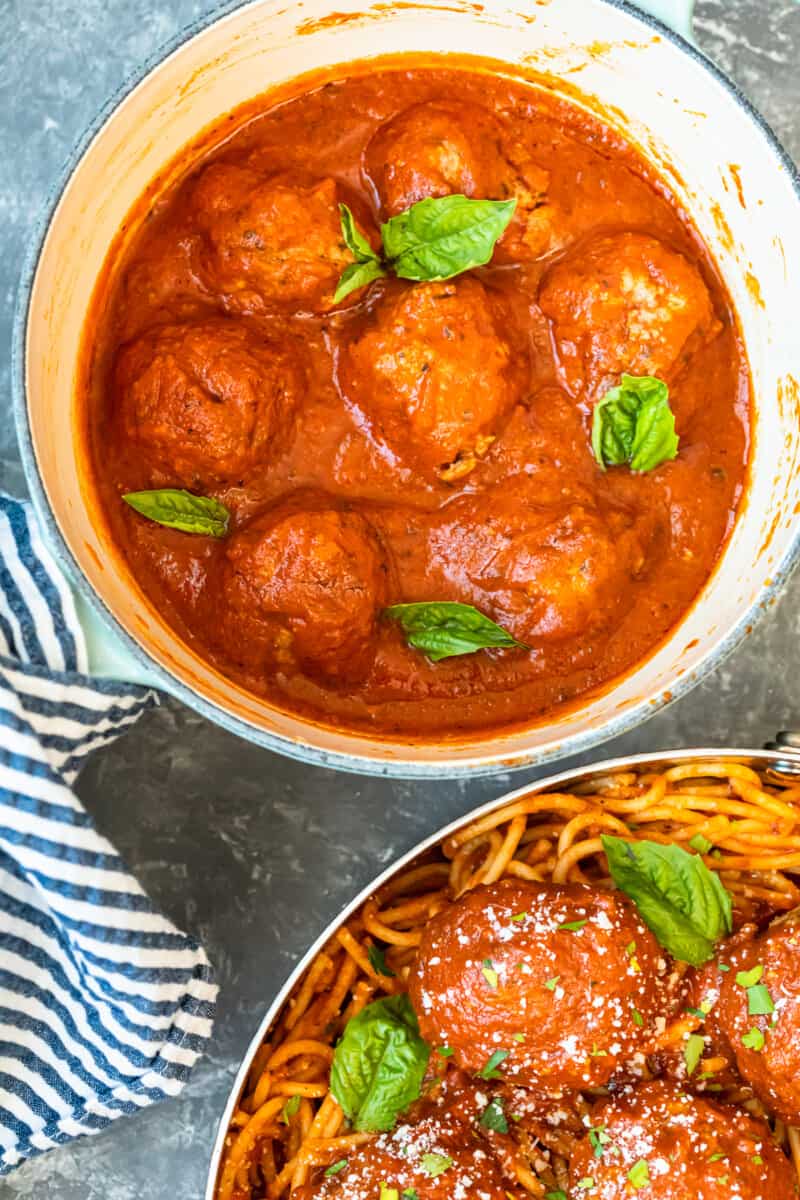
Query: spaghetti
215,761,800,1199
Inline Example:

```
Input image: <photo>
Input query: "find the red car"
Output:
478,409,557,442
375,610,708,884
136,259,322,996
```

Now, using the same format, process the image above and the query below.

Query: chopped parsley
545,1193,567,1200
544,976,560,992
420,1153,453,1178
280,1095,301,1124
324,1159,347,1177
742,1026,765,1052
436,1045,454,1057
588,1124,614,1159
708,1152,726,1163
684,1033,705,1077
401,1192,418,1200
513,1032,526,1043
558,919,588,932
478,1049,509,1079
575,1179,595,1192
590,1043,607,1058
627,1159,650,1189
367,945,396,978
511,912,528,923
380,1186,399,1200
736,965,763,988
689,833,713,854
717,962,731,972
479,1096,509,1134
747,984,775,1016
482,959,499,989
631,1007,644,1027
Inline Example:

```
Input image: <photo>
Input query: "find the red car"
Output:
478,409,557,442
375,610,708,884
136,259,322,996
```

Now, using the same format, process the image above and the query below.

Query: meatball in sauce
408,879,671,1093
338,278,526,480
569,1079,795,1198
364,98,561,260
220,497,388,681
115,319,300,488
714,911,800,1126
539,232,719,401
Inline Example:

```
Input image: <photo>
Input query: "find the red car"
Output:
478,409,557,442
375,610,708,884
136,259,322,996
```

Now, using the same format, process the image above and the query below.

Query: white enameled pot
13,0,800,778
203,740,800,1196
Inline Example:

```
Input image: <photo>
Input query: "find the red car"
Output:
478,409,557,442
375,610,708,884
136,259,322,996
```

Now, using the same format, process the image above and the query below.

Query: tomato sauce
83,59,750,738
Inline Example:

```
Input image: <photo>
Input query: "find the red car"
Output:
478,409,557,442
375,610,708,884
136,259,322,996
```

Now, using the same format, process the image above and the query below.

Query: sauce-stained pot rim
12,0,800,778
202,743,800,1197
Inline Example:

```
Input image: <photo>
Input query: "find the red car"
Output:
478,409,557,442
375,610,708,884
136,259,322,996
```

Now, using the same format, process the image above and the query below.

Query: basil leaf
591,375,679,473
384,601,527,662
367,944,396,978
122,489,230,537
335,204,387,303
381,195,516,282
330,994,430,1132
340,203,381,262
602,836,733,966
334,258,387,304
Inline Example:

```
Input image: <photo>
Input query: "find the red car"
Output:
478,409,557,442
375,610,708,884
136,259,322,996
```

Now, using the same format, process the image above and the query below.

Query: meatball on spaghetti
539,232,718,399
301,1075,515,1200
408,879,670,1093
569,1079,795,1198
339,278,525,480
222,499,388,681
715,911,800,1126
115,319,299,487
365,99,560,260
191,163,352,312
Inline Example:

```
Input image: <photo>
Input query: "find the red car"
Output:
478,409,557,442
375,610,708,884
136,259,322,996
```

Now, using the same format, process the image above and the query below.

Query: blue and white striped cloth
0,494,217,1172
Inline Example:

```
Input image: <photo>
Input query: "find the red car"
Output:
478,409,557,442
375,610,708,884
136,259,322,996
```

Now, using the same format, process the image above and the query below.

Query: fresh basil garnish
122,489,230,537
591,375,678,473
330,994,430,1132
382,195,516,281
602,835,732,966
334,204,388,303
335,195,515,301
384,601,526,662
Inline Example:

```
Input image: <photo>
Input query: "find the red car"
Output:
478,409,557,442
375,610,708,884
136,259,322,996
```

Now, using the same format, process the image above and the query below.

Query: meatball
538,233,718,399
365,100,561,260
300,1075,514,1200
191,162,353,312
115,319,299,486
408,879,670,1093
339,279,526,479
221,498,388,681
715,912,800,1125
425,477,653,643
569,1079,794,1198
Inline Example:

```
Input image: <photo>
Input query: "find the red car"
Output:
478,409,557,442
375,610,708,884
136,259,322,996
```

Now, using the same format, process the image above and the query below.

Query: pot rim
12,0,800,778
202,741,800,1196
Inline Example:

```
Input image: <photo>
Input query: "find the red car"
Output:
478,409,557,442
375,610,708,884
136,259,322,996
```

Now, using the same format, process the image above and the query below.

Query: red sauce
82,58,750,738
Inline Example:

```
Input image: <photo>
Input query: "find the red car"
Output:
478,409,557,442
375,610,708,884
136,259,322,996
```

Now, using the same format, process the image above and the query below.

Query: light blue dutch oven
13,0,800,778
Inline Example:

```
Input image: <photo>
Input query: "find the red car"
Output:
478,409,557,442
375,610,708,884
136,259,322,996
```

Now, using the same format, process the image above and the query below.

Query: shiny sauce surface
85,62,750,737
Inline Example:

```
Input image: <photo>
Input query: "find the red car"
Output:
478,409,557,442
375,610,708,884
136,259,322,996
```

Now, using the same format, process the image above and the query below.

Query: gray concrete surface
1,1,799,1195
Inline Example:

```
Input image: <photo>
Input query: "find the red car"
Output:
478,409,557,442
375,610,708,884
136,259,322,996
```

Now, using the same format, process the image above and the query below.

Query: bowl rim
12,0,800,778
202,742,800,1196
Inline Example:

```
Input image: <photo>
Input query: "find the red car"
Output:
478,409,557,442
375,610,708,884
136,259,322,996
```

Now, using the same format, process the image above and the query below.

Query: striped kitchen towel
0,494,217,1172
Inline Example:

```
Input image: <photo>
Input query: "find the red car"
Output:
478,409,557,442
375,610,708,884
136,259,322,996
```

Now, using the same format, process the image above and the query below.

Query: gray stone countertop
1,1,799,1195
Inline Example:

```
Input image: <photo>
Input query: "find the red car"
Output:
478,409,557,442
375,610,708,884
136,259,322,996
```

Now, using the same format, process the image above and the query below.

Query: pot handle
70,584,165,689
633,0,694,40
